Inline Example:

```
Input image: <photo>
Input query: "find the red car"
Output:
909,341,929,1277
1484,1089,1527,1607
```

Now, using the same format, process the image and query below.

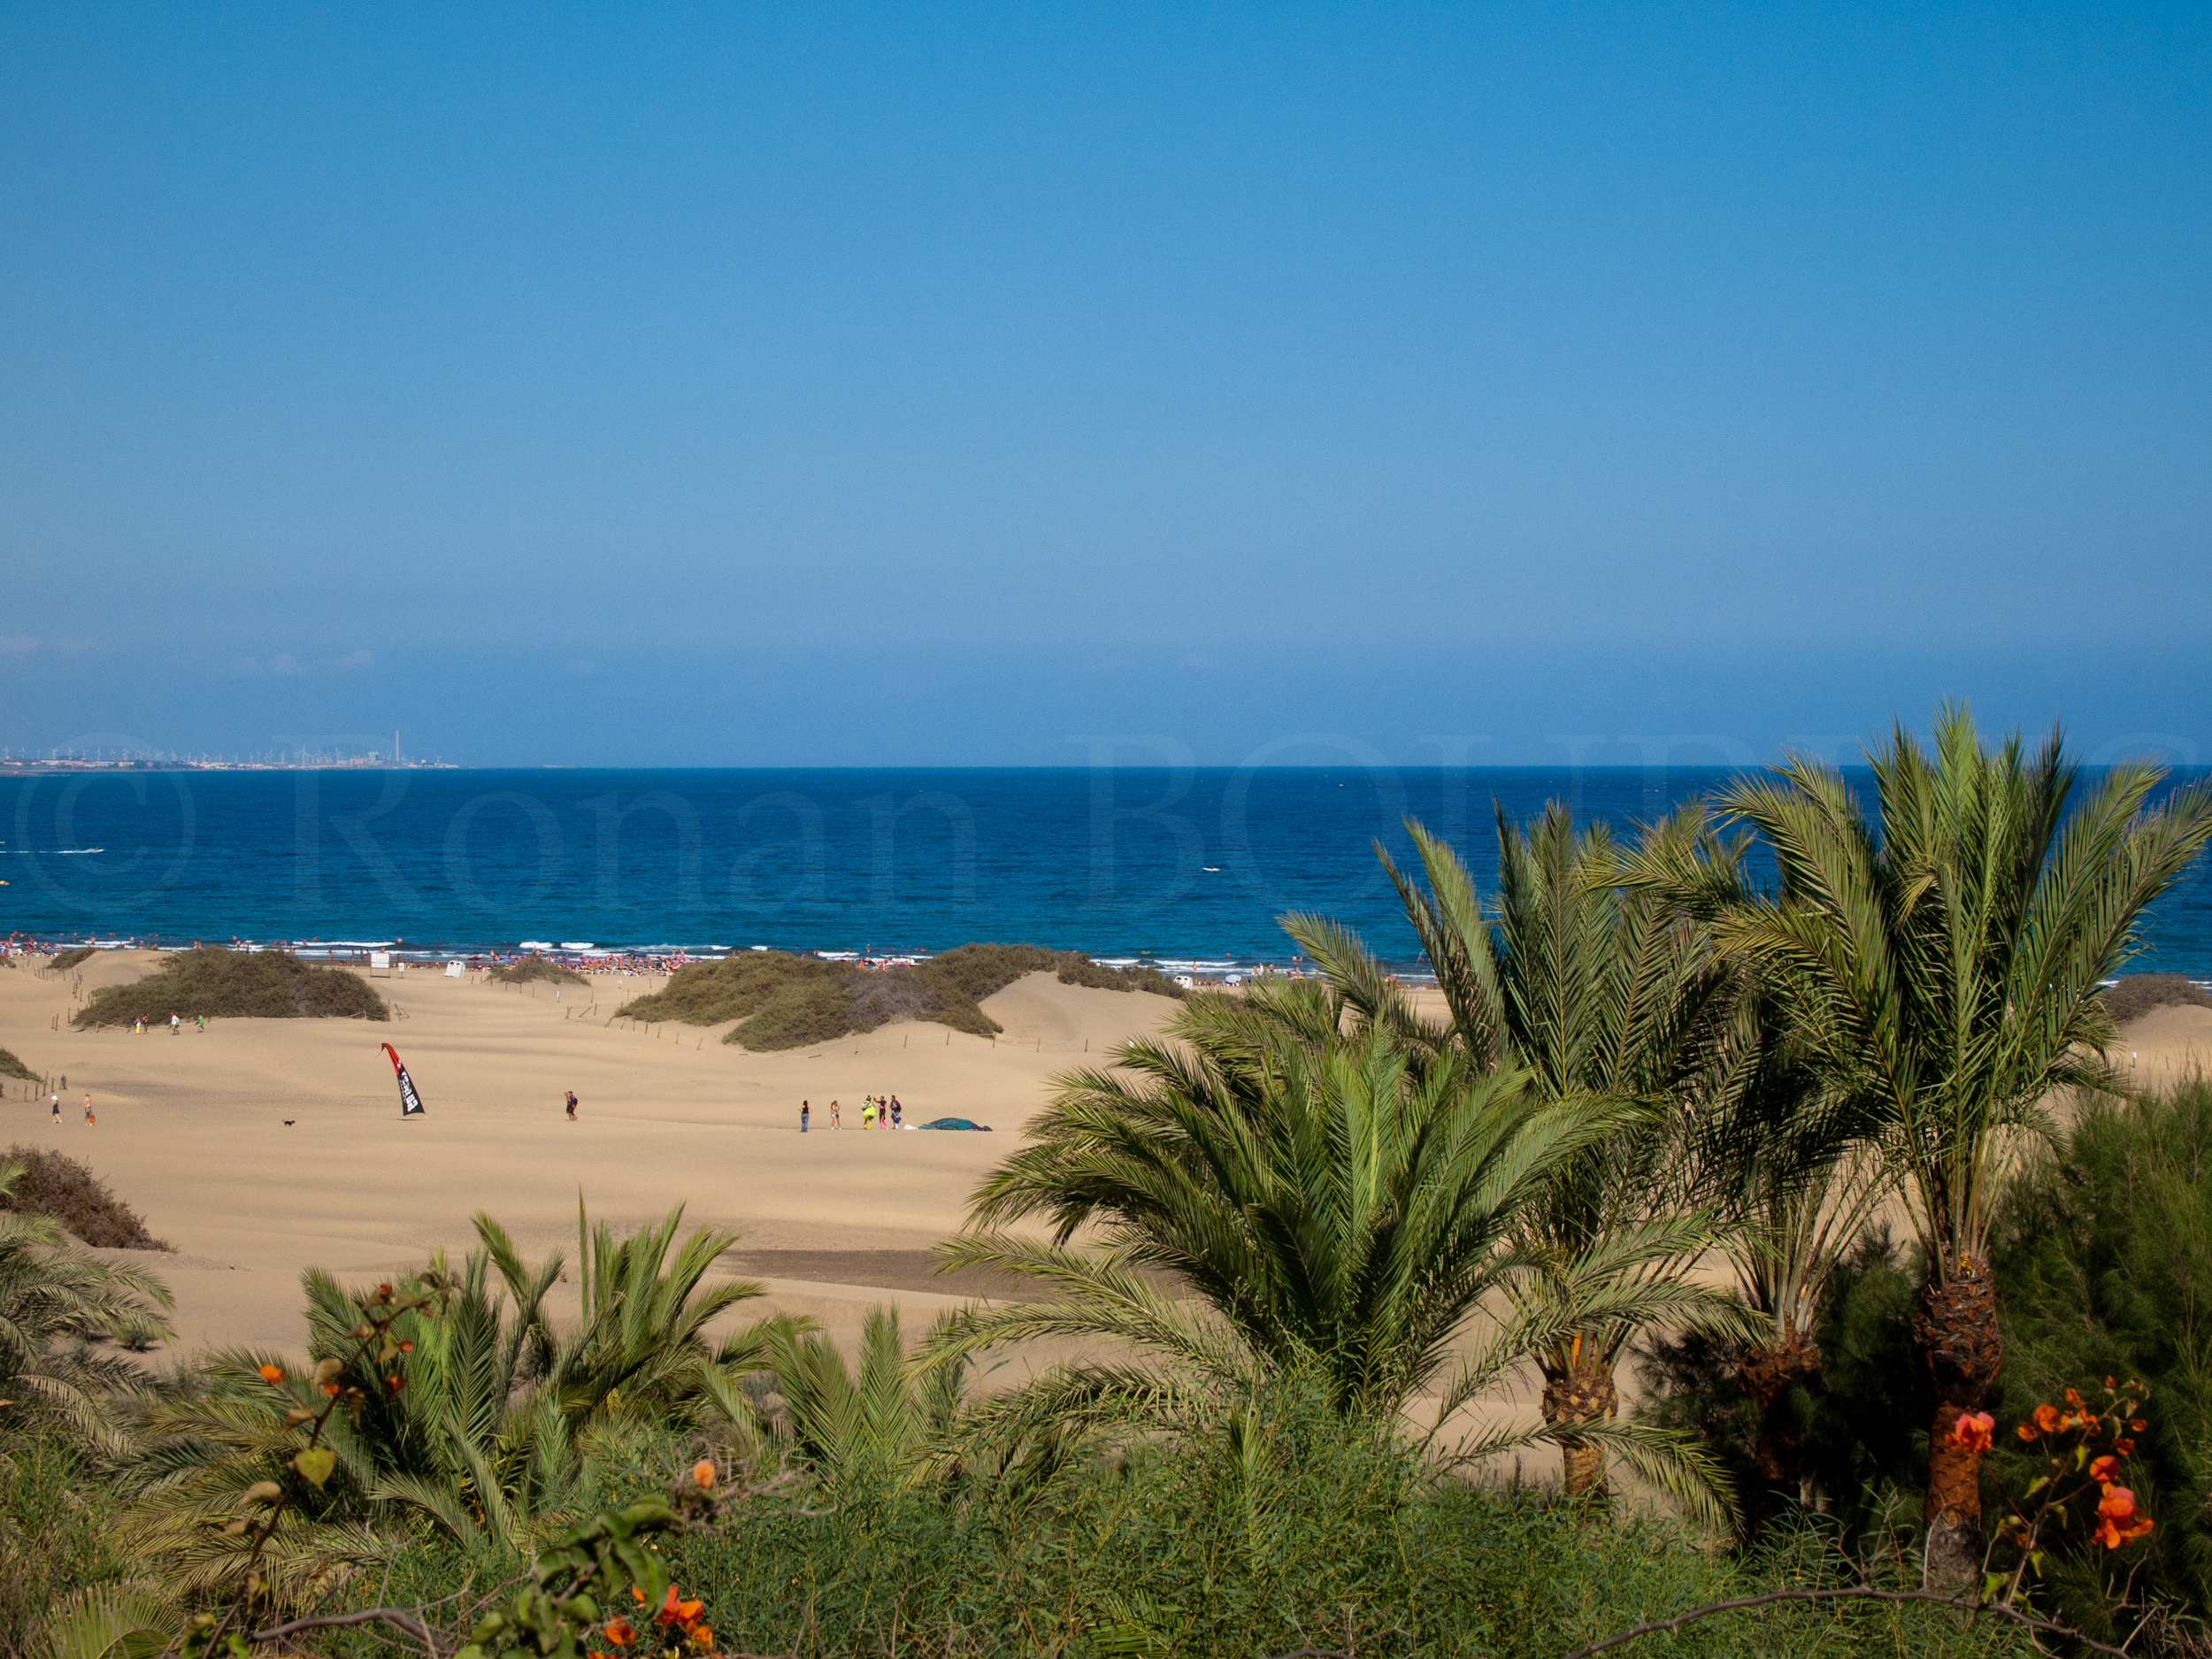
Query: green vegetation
0,1158,173,1455
4,704,2208,1658
0,1145,171,1249
489,955,588,986
1992,1074,2212,1637
617,943,1185,1051
49,945,96,972
0,1048,35,1082
1701,708,2212,1583
72,946,388,1028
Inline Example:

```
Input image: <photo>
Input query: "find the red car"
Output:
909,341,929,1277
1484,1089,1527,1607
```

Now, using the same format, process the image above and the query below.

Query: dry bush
72,948,388,1028
2100,973,2212,1025
616,942,1186,1052
489,956,588,986
0,1145,170,1249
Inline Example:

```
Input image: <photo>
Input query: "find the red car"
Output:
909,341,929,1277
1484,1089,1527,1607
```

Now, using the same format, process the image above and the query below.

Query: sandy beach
0,951,1182,1360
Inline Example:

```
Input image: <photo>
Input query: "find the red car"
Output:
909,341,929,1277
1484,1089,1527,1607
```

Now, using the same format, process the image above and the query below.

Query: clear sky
2,4,2207,768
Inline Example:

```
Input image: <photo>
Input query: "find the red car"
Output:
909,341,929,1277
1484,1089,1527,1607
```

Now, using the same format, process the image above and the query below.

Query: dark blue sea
4,767,2209,976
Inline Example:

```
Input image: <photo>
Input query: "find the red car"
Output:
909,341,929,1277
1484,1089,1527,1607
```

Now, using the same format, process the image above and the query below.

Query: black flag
381,1042,425,1118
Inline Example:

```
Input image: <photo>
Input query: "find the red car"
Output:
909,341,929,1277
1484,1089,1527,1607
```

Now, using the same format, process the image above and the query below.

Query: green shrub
71,948,388,1027
1639,1231,1930,1548
733,977,863,1050
489,956,588,986
1990,1075,2212,1633
0,1145,168,1249
0,1422,134,1659
48,946,96,972
0,1049,34,1084
324,1380,2024,1659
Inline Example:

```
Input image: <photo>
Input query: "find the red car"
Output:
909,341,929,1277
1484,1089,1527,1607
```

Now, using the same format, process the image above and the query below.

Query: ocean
4,766,2210,976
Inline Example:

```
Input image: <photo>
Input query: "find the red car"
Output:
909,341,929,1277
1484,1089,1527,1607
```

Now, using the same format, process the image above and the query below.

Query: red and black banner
380,1042,426,1118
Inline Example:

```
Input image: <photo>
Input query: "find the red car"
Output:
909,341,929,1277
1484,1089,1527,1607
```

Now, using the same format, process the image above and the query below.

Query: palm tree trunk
1541,1360,1618,1500
1736,1331,1820,1531
1911,1257,2003,1586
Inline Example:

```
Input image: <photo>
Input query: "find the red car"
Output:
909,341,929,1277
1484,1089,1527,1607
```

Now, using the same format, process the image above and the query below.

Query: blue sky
2,3,2207,767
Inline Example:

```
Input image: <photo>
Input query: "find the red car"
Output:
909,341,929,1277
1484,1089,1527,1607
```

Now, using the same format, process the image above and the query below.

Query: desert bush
2099,972,2212,1024
0,1049,34,1083
489,956,588,986
733,976,864,1049
0,1145,169,1249
72,947,388,1027
48,947,96,972
618,945,1182,1052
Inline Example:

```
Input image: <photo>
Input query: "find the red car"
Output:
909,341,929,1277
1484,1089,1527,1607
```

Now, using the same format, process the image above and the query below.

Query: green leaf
292,1447,336,1488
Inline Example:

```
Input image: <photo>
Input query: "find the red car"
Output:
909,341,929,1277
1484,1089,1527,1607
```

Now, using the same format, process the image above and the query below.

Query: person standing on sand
50,1092,60,1124
890,1097,902,1130
83,1093,94,1126
170,1011,180,1035
829,1099,841,1130
861,1098,875,1130
565,1090,578,1121
800,1100,810,1133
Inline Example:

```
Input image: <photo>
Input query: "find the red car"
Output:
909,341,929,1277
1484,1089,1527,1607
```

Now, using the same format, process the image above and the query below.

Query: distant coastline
0,756,455,774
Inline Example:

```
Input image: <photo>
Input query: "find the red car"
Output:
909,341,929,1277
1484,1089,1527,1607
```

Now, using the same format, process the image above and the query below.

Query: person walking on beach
50,1091,60,1125
889,1096,902,1130
829,1099,841,1130
83,1093,94,1126
169,1011,180,1035
862,1098,876,1130
565,1089,578,1121
800,1100,810,1133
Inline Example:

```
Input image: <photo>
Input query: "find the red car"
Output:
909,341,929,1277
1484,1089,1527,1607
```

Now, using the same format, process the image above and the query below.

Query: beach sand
0,952,1179,1360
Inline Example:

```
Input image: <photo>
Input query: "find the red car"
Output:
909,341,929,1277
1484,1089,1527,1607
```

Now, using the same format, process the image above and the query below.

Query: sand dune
0,953,1181,1358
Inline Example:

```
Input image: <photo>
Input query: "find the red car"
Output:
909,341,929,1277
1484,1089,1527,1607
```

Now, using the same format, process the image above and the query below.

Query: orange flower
1947,1411,1996,1454
655,1586,704,1624
258,1363,287,1385
2131,1418,2149,1432
2115,1437,2136,1455
2016,1421,2039,1442
2032,1403,2062,1434
2091,1455,2119,1483
603,1616,635,1646
688,1625,714,1647
2095,1502,2154,1548
693,1458,716,1491
2065,1387,2085,1409
631,1586,646,1604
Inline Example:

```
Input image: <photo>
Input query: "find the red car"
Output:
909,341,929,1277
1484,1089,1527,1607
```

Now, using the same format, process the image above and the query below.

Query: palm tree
1607,838,1894,1527
1304,803,1754,1501
934,978,1732,1522
765,1305,964,1490
1710,706,2212,1583
0,1157,173,1455
117,1202,800,1599
501,1197,791,1431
